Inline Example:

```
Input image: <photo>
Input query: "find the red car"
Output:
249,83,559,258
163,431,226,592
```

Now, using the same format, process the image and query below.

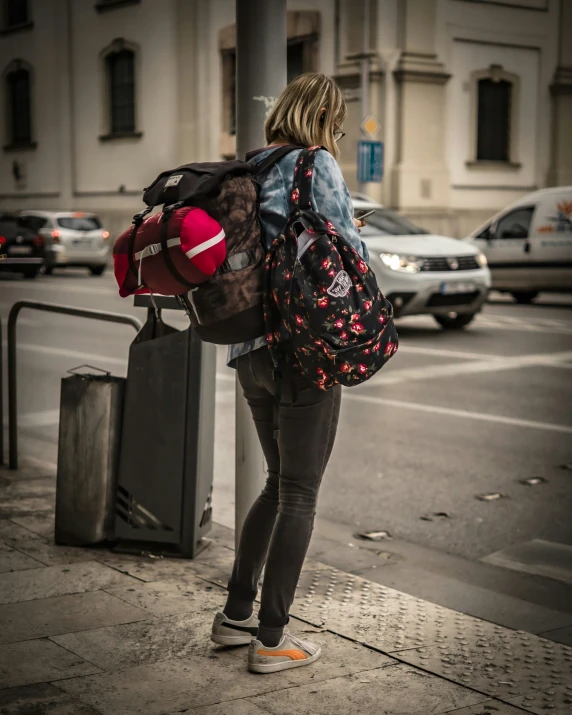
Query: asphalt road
1,268,572,628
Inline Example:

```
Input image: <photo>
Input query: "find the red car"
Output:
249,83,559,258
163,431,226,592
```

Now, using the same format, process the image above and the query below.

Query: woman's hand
353,217,366,233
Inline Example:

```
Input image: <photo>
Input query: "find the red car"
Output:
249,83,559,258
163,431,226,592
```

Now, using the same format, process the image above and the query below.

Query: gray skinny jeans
227,345,342,628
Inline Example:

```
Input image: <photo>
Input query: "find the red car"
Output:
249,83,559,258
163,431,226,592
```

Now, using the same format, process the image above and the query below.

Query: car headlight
476,252,488,268
380,253,424,273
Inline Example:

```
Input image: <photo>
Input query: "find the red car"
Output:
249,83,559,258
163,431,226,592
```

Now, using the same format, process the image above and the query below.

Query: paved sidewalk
1,460,571,714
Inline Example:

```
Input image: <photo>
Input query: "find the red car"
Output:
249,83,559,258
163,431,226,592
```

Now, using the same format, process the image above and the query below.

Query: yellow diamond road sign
361,115,381,137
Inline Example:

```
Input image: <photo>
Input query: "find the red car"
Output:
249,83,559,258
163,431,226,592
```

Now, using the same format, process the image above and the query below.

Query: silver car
19,211,111,275
353,196,491,329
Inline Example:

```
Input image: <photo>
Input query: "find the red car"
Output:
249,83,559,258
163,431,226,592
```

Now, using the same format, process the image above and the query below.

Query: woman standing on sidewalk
211,73,368,673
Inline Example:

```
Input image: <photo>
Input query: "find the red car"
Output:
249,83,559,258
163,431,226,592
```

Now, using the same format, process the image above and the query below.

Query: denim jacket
227,146,369,367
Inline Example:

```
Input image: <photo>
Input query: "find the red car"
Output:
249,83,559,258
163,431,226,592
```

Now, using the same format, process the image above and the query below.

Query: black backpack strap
252,144,304,179
291,146,323,211
127,206,154,281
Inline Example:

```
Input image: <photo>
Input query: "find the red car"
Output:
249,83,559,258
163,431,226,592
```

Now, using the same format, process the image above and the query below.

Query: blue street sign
357,140,384,183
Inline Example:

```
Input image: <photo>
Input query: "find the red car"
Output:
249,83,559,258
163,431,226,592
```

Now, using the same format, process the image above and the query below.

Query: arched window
470,65,519,166
5,62,32,147
106,48,135,135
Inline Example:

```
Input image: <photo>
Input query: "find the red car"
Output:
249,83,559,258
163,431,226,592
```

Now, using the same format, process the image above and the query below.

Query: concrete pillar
547,0,572,187
390,0,450,211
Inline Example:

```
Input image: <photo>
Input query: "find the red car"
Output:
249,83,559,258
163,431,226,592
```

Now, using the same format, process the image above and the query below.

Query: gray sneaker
248,632,322,673
211,612,259,646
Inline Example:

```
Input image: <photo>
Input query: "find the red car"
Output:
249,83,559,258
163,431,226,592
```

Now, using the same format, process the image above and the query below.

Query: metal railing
7,300,142,470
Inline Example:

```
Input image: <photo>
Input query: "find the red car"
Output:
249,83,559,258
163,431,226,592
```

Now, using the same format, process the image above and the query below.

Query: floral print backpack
264,146,399,390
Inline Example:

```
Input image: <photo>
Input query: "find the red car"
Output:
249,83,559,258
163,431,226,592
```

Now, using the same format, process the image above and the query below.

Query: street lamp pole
359,0,371,194
234,0,287,549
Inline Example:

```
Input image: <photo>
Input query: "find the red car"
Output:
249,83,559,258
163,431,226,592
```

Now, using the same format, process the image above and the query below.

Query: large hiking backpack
264,146,398,390
113,146,301,344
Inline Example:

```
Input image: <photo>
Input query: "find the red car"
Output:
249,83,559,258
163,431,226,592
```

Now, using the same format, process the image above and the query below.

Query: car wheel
43,265,54,275
434,312,477,330
22,267,39,280
511,290,538,304
89,265,106,276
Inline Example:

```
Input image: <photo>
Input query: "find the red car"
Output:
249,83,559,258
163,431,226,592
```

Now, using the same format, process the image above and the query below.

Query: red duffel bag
113,206,226,297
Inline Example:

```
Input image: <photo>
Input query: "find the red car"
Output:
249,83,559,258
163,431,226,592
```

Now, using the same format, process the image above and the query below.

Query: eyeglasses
334,131,346,142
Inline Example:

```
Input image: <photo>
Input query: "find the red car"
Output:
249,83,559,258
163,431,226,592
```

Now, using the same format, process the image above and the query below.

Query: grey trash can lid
67,364,116,381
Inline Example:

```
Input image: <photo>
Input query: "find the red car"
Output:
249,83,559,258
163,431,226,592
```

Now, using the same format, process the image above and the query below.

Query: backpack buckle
163,201,185,216
132,205,153,225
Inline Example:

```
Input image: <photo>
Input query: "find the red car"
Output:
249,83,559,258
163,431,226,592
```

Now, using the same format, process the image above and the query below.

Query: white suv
353,196,491,329
19,211,111,276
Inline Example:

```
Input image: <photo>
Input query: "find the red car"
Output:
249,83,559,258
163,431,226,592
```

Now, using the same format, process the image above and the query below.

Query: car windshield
57,216,102,231
360,209,428,236
0,216,34,238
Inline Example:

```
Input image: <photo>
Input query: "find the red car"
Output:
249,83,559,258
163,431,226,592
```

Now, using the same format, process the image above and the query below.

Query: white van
467,187,572,303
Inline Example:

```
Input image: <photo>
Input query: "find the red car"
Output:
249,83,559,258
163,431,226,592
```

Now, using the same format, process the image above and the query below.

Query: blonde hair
265,73,346,160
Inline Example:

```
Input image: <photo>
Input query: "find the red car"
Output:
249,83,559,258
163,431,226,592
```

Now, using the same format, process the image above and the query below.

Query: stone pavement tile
0,682,99,714
4,536,94,567
0,590,149,644
0,548,43,573
0,561,137,605
0,519,46,546
52,611,221,670
506,684,572,715
11,513,55,539
94,545,235,587
249,663,485,715
0,463,56,481
394,629,572,701
105,576,227,617
208,522,236,551
226,622,397,686
0,639,101,689
189,548,236,587
0,496,54,518
0,476,55,499
57,651,284,714
0,515,97,567
0,518,86,568
443,702,530,714
183,698,272,715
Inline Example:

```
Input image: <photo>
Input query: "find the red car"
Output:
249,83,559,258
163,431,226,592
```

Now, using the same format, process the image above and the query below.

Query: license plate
8,246,32,255
440,282,477,295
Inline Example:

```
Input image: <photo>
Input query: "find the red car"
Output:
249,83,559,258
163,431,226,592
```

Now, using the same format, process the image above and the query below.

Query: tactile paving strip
507,683,572,714
291,567,572,705
397,630,572,703
292,567,494,650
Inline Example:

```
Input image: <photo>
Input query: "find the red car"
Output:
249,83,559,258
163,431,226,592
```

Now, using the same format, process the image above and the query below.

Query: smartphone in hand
354,209,376,220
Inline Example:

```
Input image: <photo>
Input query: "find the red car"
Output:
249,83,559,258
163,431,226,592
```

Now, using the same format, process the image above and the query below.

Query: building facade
1,0,571,239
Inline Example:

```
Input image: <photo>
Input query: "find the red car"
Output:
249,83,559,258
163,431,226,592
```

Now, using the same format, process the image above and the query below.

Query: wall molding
0,192,60,199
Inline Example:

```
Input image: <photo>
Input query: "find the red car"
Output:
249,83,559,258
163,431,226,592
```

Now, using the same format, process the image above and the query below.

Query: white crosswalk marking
365,350,572,387
474,314,572,334
345,393,572,434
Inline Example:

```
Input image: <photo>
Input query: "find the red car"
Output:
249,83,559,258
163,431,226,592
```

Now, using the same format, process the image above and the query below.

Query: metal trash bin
113,296,216,558
55,366,125,546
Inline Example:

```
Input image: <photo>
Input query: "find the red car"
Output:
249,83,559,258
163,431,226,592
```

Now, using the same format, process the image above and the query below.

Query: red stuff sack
113,206,225,297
